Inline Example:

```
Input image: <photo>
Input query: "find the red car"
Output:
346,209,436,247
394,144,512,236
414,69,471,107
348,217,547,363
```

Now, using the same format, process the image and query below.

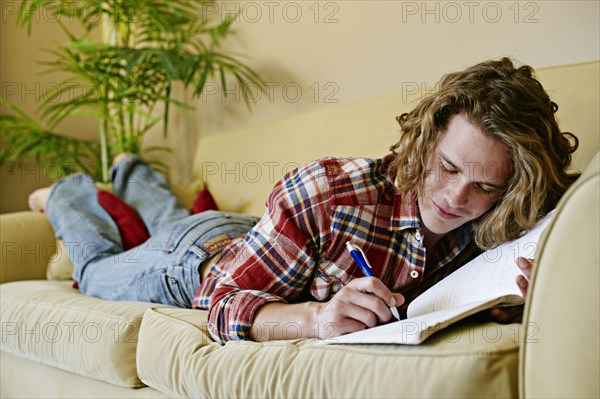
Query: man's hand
249,278,403,342
488,257,534,323
313,277,404,339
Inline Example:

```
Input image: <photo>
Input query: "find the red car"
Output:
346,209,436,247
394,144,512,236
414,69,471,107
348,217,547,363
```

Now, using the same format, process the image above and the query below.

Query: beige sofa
1,61,598,398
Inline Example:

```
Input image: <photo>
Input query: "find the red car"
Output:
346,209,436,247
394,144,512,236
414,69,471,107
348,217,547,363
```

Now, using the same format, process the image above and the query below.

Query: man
29,58,579,344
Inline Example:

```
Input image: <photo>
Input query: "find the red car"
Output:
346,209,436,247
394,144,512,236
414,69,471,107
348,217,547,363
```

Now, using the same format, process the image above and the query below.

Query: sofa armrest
520,152,600,397
0,211,56,284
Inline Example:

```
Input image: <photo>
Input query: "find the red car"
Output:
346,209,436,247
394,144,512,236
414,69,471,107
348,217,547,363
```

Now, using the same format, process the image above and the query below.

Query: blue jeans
45,156,258,308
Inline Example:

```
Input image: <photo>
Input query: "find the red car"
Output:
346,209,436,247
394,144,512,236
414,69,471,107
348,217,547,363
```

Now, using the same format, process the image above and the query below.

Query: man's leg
44,173,123,284
40,173,258,307
77,211,258,307
40,171,191,305
110,155,189,235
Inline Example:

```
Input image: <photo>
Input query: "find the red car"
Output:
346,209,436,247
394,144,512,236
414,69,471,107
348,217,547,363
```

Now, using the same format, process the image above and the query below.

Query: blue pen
346,241,401,320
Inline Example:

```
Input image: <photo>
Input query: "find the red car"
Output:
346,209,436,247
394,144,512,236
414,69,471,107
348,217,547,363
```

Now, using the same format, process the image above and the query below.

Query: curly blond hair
389,57,579,249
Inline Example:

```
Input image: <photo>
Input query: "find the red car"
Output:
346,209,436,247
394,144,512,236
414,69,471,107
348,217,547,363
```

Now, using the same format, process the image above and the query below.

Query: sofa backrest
520,151,599,398
192,60,599,217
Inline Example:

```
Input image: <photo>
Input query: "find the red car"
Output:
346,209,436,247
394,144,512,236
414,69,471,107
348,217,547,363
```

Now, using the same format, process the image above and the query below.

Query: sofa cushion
47,240,76,281
0,280,170,388
137,307,520,398
0,351,166,398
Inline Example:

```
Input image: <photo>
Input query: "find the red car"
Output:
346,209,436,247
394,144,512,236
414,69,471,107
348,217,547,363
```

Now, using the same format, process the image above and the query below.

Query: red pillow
191,187,219,214
97,190,150,250
97,187,218,249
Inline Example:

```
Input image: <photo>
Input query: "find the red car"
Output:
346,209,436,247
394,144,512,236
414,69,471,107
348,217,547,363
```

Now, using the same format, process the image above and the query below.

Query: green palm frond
1,99,102,180
9,0,265,182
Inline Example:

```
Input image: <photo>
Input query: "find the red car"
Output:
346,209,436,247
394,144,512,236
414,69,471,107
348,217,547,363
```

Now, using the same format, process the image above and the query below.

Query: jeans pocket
163,271,190,308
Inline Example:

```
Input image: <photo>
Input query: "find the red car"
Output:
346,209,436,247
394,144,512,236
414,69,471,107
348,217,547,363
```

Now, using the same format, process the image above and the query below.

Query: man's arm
207,159,404,343
250,277,404,341
207,160,330,343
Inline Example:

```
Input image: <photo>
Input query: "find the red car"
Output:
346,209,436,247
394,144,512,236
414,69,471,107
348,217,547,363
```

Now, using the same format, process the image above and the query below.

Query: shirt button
410,270,420,279
415,232,422,241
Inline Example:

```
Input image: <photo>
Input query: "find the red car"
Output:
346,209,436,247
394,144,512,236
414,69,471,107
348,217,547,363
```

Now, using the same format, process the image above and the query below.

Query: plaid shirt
192,154,478,343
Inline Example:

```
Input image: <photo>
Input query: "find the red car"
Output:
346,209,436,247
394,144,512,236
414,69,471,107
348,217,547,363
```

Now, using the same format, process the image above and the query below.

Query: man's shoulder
314,153,393,179
312,154,395,205
275,154,396,205
283,156,379,187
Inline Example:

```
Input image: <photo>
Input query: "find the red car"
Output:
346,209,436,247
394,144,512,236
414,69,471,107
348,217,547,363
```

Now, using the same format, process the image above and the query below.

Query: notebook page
406,211,554,319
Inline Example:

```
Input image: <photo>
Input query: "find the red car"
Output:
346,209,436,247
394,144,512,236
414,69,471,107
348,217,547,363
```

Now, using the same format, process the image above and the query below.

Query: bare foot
28,187,51,213
113,152,131,164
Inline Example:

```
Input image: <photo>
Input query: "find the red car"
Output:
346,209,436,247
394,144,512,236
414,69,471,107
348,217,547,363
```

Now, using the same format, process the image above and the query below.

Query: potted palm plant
1,0,264,182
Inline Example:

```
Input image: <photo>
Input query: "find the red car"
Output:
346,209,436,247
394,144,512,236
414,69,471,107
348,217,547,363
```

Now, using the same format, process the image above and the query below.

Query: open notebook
324,211,554,345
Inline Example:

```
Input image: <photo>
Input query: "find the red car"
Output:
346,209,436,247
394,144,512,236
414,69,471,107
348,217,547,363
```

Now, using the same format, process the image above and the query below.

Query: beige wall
197,0,600,131
1,0,99,212
2,0,599,212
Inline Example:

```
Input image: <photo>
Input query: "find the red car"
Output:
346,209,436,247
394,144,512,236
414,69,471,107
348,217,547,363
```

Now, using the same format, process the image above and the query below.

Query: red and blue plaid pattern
193,154,476,343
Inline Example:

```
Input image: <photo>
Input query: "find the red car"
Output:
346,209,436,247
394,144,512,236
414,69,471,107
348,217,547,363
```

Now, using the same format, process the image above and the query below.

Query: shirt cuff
208,289,287,343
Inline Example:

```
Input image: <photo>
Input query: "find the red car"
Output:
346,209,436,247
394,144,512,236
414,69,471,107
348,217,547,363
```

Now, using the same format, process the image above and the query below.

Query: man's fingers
516,274,529,298
338,288,393,324
516,257,534,276
489,305,524,324
515,257,534,298
350,277,401,308
392,293,405,308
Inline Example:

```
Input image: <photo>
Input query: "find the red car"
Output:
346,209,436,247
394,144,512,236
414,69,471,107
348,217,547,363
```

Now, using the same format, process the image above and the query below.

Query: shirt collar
390,191,420,231
390,190,474,260
381,152,421,232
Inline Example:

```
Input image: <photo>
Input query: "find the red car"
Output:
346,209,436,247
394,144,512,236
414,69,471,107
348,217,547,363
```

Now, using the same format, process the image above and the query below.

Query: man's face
418,113,512,236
